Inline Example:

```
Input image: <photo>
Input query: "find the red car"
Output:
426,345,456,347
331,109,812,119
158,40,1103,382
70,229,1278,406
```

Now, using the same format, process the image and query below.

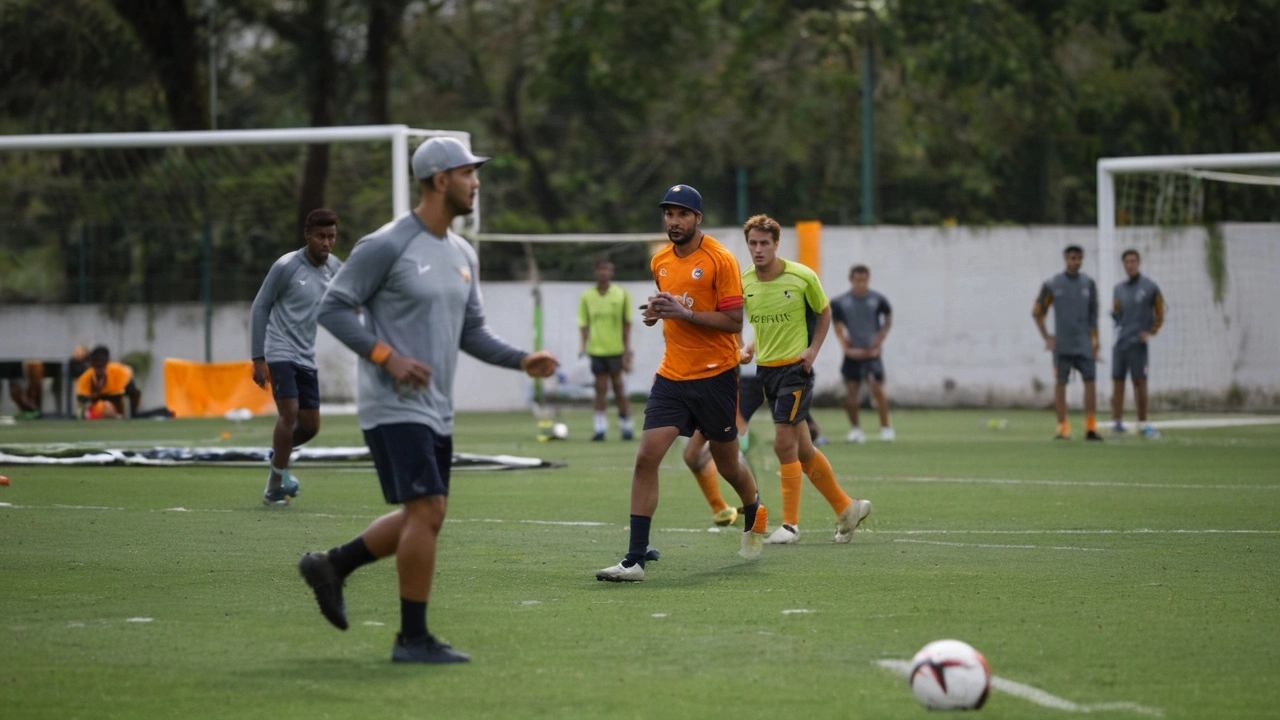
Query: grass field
2,408,1278,719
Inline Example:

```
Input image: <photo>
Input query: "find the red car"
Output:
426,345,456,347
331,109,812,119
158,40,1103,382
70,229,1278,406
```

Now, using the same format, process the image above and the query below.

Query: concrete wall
3,224,1276,415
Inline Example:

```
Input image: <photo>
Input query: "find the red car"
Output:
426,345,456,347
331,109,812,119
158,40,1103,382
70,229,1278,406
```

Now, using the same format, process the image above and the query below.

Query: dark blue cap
659,184,703,214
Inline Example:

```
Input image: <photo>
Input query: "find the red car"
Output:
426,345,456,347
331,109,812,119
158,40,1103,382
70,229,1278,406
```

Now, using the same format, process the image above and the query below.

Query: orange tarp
163,358,275,419
796,220,822,275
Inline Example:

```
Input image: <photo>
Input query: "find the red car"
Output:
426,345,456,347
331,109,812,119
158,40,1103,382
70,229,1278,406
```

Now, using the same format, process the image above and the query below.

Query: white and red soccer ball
909,639,992,710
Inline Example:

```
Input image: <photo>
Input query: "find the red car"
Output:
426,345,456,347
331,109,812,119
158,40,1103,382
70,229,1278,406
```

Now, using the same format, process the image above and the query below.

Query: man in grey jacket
299,137,558,664
249,208,343,505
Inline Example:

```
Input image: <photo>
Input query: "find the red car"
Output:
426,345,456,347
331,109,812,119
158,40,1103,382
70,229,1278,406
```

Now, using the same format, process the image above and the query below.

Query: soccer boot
1141,424,1161,439
392,633,471,664
298,551,349,630
713,507,739,526
1085,431,1104,442
590,431,606,442
846,427,866,444
764,524,800,545
834,499,872,543
739,504,768,559
880,427,896,442
595,560,645,582
1112,421,1127,434
262,470,300,506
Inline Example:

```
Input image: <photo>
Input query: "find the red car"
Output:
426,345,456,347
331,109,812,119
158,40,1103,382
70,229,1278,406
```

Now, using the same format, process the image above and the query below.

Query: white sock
619,414,632,431
594,412,608,434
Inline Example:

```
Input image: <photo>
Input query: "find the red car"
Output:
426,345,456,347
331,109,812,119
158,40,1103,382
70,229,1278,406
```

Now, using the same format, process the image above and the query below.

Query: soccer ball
909,639,992,710
552,422,569,440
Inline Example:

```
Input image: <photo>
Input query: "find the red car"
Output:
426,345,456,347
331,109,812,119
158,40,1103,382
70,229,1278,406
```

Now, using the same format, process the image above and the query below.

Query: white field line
893,539,1106,552
850,475,1280,491
1151,416,1280,429
876,528,1280,536
876,659,1163,716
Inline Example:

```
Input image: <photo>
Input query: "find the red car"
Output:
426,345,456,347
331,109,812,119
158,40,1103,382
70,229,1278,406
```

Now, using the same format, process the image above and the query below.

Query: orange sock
1085,415,1097,432
780,461,802,526
694,461,729,513
1057,421,1071,437
750,503,769,534
802,450,852,516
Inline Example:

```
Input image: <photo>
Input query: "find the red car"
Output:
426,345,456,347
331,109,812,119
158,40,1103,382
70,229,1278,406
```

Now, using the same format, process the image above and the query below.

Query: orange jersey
650,234,744,381
76,361,133,397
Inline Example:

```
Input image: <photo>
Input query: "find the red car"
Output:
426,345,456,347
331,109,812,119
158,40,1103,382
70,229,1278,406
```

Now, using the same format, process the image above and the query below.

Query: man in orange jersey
596,185,769,583
75,346,140,419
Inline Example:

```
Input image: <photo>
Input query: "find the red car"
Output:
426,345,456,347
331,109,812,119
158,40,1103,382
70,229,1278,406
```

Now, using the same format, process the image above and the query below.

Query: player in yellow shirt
577,258,634,440
75,346,140,419
740,215,871,544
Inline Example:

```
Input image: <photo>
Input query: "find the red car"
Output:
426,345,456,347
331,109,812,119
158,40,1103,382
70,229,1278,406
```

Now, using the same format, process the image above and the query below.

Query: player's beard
668,226,695,246
447,192,475,217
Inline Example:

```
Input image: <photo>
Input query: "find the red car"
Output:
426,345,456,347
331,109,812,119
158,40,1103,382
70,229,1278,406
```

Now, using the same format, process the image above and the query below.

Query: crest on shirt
784,290,792,299
692,268,704,279
659,268,668,277
459,266,471,283
1136,290,1146,301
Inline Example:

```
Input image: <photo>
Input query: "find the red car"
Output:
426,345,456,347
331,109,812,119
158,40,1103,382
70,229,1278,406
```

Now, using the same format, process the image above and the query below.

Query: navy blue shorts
590,355,624,375
758,362,815,425
268,361,320,410
1054,353,1097,384
841,357,885,383
363,423,453,503
643,369,739,443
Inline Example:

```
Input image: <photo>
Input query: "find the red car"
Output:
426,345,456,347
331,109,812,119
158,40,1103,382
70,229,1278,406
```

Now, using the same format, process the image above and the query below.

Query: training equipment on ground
909,639,992,710
1097,152,1280,410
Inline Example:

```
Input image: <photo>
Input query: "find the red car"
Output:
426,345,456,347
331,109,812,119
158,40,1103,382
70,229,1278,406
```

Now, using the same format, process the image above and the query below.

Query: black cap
659,184,702,214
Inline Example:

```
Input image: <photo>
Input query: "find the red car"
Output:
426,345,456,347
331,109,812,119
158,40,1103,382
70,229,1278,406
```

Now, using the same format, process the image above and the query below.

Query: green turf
2,408,1278,718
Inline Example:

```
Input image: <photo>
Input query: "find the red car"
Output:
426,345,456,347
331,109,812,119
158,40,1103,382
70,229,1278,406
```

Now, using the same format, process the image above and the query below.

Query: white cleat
880,427,896,442
739,530,766,559
595,561,645,582
846,427,867,444
834,499,872,543
764,524,800,545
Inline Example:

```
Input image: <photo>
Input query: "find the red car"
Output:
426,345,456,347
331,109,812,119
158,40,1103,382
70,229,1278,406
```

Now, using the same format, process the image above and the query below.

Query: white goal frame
1095,151,1280,357
0,124,479,233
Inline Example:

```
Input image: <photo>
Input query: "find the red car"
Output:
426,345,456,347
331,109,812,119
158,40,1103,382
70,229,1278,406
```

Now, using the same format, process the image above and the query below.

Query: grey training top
1033,271,1098,357
250,250,343,368
317,212,527,435
1112,274,1164,348
830,289,892,349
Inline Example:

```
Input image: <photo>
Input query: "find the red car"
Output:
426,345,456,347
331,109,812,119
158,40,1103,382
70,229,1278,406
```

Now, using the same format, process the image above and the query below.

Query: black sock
328,536,376,579
624,515,652,567
400,598,428,640
741,495,760,533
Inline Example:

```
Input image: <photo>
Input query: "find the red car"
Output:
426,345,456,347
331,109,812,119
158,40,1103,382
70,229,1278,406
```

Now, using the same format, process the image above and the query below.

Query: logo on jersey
783,290,792,299
692,268,704,279
1082,288,1090,298
659,268,668,277
1136,290,1146,301
298,279,307,285
417,263,431,275
459,266,471,283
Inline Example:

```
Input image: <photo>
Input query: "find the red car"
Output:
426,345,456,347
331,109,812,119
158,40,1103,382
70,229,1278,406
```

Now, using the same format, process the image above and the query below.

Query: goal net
1097,153,1280,410
0,125,472,308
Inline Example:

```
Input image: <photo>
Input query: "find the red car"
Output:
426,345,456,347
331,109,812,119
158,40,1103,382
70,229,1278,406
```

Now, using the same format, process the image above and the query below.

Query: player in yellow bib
577,259,634,440
740,215,871,544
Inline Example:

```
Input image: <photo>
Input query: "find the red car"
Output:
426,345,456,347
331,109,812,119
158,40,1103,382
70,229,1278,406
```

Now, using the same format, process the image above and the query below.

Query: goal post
1096,152,1280,410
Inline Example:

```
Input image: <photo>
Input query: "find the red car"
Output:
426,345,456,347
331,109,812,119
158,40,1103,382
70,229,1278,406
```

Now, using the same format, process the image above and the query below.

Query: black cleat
621,428,634,441
591,432,606,442
298,551,348,631
392,633,471,664
1086,431,1104,442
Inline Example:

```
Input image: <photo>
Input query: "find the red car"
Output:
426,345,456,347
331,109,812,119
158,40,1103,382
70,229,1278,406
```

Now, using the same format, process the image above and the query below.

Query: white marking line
518,600,541,606
853,475,1280,491
894,539,1106,552
876,659,1163,717
1152,416,1280,429
125,617,153,623
781,609,815,615
879,528,1280,536
362,621,385,626
454,518,608,527
651,613,668,618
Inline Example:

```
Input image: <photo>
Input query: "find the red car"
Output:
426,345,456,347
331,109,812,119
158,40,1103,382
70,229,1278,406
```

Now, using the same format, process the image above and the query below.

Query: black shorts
739,374,766,422
590,355,624,375
268,361,320,410
841,357,885,383
1054,353,1097,384
643,368,739,443
363,423,453,503
758,362,815,425
1112,342,1149,381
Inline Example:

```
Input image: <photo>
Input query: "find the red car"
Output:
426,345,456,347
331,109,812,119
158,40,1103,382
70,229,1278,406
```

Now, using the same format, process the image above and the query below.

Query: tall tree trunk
108,0,208,130
366,0,408,124
295,0,338,237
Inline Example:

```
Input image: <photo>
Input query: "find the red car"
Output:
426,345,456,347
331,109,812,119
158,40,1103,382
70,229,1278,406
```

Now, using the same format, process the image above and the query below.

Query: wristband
369,341,393,366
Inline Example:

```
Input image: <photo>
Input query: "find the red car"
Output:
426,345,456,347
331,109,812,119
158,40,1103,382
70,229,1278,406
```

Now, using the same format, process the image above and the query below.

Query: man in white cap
300,136,559,663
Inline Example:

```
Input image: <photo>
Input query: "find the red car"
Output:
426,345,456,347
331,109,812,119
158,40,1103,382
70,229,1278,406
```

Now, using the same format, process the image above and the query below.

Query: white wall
3,224,1276,414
